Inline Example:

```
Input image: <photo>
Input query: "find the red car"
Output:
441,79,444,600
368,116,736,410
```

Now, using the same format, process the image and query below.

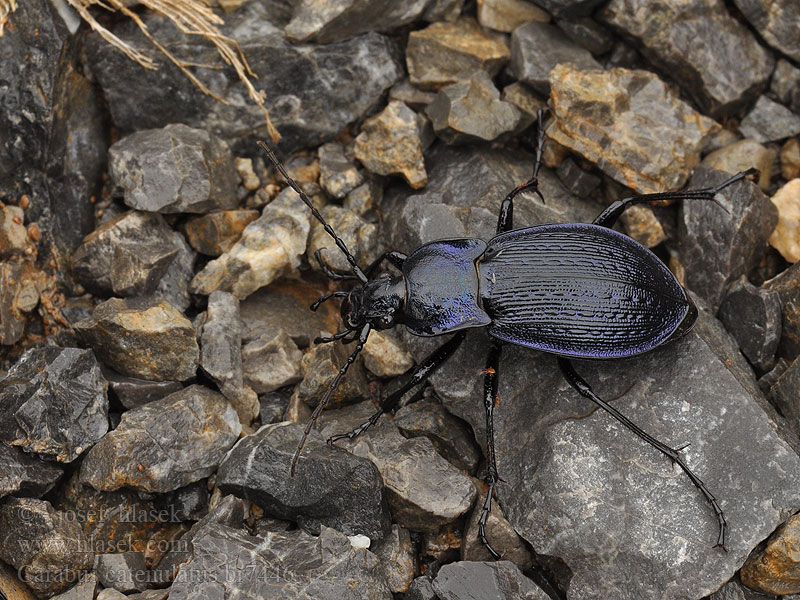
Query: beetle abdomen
479,223,693,359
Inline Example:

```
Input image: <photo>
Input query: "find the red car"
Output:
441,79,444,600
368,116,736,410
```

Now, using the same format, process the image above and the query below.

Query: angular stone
406,18,510,91
345,179,383,216
285,0,430,43
0,261,26,345
394,399,481,473
0,347,108,462
432,561,549,600
782,138,800,181
183,210,260,256
500,82,547,133
701,140,774,192
739,96,800,144
372,524,415,594
319,142,364,199
294,341,369,409
259,391,291,425
555,157,601,199
318,401,477,532
109,124,237,214
75,296,199,382
49,573,98,600
407,577,438,600
420,309,800,600
71,211,181,297
239,278,341,349
0,498,94,599
732,0,800,63
0,205,29,256
155,229,196,313
80,385,241,493
355,101,430,189
86,9,403,154
95,552,148,593
509,21,602,95
199,291,243,401
242,329,303,394
741,512,800,595
718,277,782,372
234,157,260,191
191,188,310,299
548,64,719,194
769,179,800,263
771,358,800,438
772,59,800,115
678,168,777,311
420,522,462,563
427,72,521,145
529,0,604,18
0,443,63,499
764,263,800,358
157,480,210,523
477,0,549,33
556,17,615,55
619,204,667,248
307,205,378,275
362,329,414,378
169,524,392,600
103,368,183,410
216,422,390,539
599,0,774,117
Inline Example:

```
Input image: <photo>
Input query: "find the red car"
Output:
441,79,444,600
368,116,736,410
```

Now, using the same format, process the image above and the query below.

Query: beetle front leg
592,168,759,229
557,357,727,550
478,340,503,559
327,331,466,445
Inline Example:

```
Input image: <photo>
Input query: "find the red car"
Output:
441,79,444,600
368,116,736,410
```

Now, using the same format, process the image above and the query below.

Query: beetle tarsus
478,481,502,560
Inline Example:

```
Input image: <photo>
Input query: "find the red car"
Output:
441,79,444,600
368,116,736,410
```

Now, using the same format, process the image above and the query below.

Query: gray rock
718,277,782,372
96,589,128,600
318,401,477,532
548,64,719,194
190,188,310,299
406,576,438,600
427,72,521,145
555,17,615,55
71,211,181,297
707,579,775,600
199,291,243,401
85,6,403,154
477,0,550,33
95,552,148,593
739,95,800,144
758,357,789,395
155,229,196,313
307,205,378,275
127,590,170,600
49,573,98,600
555,157,601,199
169,524,392,600
319,142,364,199
0,498,94,598
184,210,260,256
109,124,238,214
432,561,550,600
216,422,390,539
678,168,777,311
242,329,304,394
74,296,199,382
0,443,63,499
501,82,547,134
771,358,800,439
509,21,602,95
764,262,800,359
80,385,241,493
528,0,605,18
771,59,800,115
285,0,430,42
418,307,800,600
294,341,370,409
732,0,800,63
0,262,26,345
701,139,774,192
259,391,291,425
156,480,210,523
394,399,481,473
372,524,415,594
599,0,774,117
389,79,438,111
102,368,183,410
406,18,510,91
0,347,108,462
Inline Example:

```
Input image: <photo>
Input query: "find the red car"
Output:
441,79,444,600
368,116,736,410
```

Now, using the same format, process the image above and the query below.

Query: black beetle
258,113,757,557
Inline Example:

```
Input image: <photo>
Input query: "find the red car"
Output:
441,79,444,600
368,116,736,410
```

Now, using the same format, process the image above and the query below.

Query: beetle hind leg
557,357,727,550
477,340,503,559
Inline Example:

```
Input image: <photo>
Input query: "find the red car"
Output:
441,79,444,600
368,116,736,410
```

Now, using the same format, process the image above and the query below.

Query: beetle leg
592,168,759,229
327,331,466,445
365,251,408,277
557,357,727,550
497,108,549,234
315,249,360,281
478,340,503,559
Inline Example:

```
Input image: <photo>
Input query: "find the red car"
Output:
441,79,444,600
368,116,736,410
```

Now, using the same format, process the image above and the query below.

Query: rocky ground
2,0,800,598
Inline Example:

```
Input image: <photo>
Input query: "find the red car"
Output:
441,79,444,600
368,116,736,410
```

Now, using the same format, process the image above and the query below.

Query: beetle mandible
258,111,757,557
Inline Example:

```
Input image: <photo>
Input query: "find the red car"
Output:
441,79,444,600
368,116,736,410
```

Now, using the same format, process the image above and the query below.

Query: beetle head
341,275,405,331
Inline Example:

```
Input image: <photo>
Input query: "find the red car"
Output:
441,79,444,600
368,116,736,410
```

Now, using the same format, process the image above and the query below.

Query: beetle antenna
310,290,349,312
314,329,356,344
258,141,368,284
290,324,372,476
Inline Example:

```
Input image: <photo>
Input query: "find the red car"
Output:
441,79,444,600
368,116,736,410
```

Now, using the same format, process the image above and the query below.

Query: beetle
258,112,757,557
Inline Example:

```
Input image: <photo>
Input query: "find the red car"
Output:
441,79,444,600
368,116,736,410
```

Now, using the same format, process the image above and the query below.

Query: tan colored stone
363,329,414,378
477,0,549,32
234,157,260,191
782,137,800,181
620,204,667,248
702,139,774,191
407,18,510,90
0,205,28,256
741,512,800,595
769,179,800,263
184,210,260,256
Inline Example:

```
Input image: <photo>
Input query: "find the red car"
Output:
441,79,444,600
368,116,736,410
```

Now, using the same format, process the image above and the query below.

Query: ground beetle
258,111,757,557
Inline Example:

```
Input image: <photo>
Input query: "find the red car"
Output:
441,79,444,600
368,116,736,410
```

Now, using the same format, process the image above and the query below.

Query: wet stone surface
0,346,108,462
